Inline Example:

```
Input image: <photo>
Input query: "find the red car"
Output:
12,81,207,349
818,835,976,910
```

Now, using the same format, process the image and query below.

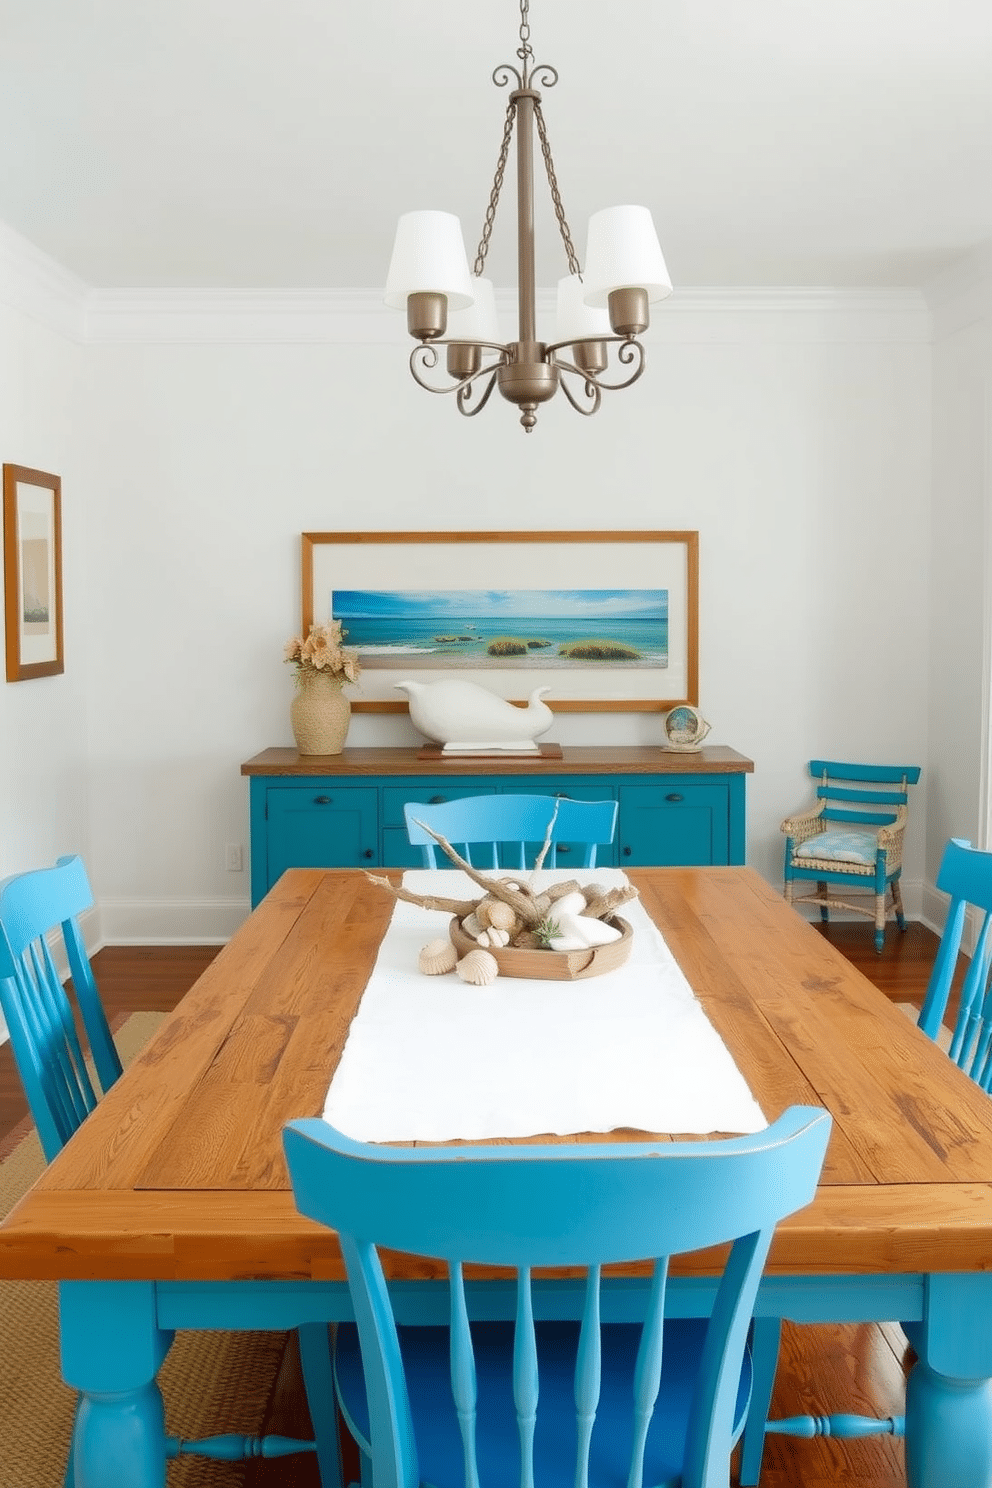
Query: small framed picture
3,464,63,681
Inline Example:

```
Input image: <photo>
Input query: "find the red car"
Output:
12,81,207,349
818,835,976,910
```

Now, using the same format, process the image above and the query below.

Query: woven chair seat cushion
793,830,879,866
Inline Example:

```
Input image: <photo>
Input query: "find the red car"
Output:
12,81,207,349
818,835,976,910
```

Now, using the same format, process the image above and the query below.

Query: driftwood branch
363,873,478,917
581,885,639,920
528,798,561,881
369,821,640,945
408,820,547,925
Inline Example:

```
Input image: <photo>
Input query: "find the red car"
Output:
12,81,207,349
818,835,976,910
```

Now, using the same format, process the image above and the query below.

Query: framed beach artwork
302,531,698,713
3,465,63,682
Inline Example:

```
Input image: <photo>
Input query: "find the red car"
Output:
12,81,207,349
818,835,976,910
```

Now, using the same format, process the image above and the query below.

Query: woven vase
290,670,351,755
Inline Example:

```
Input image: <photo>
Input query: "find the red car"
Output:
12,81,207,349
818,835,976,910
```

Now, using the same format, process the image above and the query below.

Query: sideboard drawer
618,783,730,867
242,748,752,905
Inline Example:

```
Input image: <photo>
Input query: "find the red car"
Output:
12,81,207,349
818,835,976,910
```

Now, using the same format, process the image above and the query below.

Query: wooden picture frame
3,465,63,682
302,530,698,713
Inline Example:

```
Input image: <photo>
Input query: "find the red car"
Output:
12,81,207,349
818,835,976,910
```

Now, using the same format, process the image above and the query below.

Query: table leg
906,1274,992,1488
60,1281,172,1488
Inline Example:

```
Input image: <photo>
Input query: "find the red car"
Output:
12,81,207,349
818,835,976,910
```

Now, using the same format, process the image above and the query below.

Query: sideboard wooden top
241,745,755,778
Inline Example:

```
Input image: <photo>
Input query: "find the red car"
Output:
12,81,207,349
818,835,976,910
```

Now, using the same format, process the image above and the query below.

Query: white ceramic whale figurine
395,679,554,752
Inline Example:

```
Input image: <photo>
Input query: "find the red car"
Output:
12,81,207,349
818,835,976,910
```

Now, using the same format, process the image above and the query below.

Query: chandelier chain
534,102,581,279
518,0,532,80
473,99,516,277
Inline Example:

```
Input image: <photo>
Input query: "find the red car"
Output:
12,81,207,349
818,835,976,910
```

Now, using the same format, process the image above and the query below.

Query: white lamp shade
445,276,501,341
554,274,613,343
384,210,475,310
581,205,672,307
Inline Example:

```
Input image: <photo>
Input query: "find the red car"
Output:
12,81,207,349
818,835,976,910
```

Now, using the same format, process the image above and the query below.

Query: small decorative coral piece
456,949,500,986
418,938,458,976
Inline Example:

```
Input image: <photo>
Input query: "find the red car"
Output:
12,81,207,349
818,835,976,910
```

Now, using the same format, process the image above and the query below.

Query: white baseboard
93,897,251,946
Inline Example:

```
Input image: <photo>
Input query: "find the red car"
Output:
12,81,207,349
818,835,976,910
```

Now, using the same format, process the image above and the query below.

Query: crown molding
82,284,930,346
83,287,403,344
0,219,89,339
0,215,933,346
923,245,992,341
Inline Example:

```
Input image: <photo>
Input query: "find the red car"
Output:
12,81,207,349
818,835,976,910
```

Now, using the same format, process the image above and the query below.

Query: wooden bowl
449,915,633,981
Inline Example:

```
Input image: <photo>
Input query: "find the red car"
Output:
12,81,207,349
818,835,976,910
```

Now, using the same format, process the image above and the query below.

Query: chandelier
384,0,671,433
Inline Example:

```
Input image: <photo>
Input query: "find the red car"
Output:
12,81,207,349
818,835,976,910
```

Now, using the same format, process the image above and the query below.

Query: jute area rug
0,1012,290,1488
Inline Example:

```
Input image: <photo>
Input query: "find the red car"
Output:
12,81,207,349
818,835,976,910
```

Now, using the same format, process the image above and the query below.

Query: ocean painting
331,589,668,670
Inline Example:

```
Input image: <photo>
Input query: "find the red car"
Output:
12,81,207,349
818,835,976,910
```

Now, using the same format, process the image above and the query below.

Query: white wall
70,289,933,939
0,292,90,886
924,252,992,926
0,236,938,942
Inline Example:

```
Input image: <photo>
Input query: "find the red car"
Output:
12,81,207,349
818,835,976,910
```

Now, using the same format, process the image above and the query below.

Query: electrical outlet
225,843,243,872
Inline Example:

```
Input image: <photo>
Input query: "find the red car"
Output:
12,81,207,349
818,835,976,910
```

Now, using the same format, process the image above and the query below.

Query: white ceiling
1,0,990,292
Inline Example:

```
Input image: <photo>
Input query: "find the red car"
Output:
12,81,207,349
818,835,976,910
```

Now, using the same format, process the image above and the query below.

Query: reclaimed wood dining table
2,866,992,1488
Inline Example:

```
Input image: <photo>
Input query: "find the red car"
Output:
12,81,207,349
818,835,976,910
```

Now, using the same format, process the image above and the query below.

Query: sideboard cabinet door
618,783,730,866
266,786,378,885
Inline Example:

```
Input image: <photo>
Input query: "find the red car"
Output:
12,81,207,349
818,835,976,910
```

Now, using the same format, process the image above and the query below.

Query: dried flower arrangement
284,620,361,684
368,802,638,983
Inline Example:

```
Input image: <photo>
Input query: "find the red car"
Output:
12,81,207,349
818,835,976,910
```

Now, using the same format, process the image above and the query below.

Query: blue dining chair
284,1106,831,1488
404,792,618,869
0,854,339,1486
916,838,992,1085
781,760,921,952
743,847,992,1482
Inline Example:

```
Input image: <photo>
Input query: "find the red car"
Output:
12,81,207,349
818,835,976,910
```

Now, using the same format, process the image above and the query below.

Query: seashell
547,912,624,953
552,890,587,918
485,900,517,932
461,912,485,939
456,949,500,986
474,897,502,929
476,929,492,947
489,927,511,947
571,913,623,945
418,938,458,976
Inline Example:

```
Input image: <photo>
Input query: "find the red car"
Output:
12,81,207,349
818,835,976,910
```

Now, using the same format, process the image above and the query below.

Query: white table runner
323,869,766,1142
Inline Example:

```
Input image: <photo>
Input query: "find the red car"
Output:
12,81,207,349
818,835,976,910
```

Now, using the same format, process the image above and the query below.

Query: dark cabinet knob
314,795,332,805
623,845,632,857
429,795,447,805
666,792,684,803
557,844,571,855
363,849,374,860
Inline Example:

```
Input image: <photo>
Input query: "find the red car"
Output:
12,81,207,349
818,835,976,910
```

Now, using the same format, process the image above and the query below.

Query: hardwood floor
0,915,943,1486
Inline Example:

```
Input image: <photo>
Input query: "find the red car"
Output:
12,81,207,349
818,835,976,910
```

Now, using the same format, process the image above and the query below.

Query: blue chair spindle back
0,857,340,1484
285,1106,831,1488
917,838,992,1090
403,793,618,870
0,854,121,1162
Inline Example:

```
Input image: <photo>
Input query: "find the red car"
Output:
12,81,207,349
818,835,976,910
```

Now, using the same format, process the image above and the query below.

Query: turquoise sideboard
241,746,754,907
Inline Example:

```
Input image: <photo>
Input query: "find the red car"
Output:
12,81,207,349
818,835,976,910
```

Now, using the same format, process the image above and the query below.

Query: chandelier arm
409,344,509,396
555,365,602,417
533,102,580,279
456,368,502,417
549,337,647,392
